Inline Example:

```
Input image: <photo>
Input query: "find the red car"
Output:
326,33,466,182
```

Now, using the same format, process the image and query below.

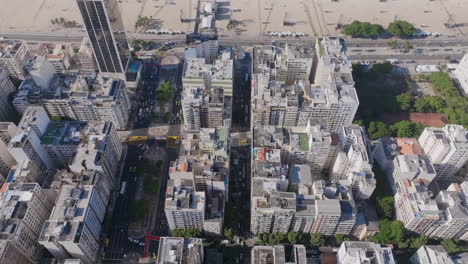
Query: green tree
427,72,459,98
367,121,392,139
390,121,425,138
443,97,468,127
396,93,415,111
371,220,408,248
224,228,234,239
409,235,428,249
371,62,393,75
143,177,159,195
310,233,325,247
391,220,408,249
403,41,414,51
353,120,365,126
387,20,416,37
335,234,348,245
156,81,173,102
164,112,171,123
186,228,202,238
414,98,432,112
287,231,303,245
424,96,446,112
376,196,394,220
343,21,384,38
129,199,149,222
387,40,399,49
441,239,460,254
257,233,267,243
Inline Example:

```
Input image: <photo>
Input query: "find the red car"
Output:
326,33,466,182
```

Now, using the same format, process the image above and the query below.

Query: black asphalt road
103,62,160,263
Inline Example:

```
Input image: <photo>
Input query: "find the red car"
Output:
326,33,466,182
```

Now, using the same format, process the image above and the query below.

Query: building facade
76,0,129,77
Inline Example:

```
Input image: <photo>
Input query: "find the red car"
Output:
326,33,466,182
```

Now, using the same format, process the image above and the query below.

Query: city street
103,61,160,263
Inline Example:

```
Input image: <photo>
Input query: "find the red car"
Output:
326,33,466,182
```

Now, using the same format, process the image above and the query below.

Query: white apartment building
0,183,56,264
454,52,468,95
7,160,44,186
392,154,437,192
286,123,334,177
39,185,106,264
41,121,87,168
251,245,307,264
252,43,313,84
250,189,297,234
13,75,131,130
37,43,74,73
394,176,440,236
157,237,204,264
27,56,56,88
165,179,205,231
418,125,468,183
183,49,233,96
185,40,219,64
410,245,454,264
250,72,358,133
73,38,95,71
276,44,314,85
430,182,468,241
51,169,111,206
68,122,122,187
0,40,31,80
0,69,17,121
181,86,224,131
0,122,17,181
373,137,424,182
311,181,357,236
331,125,373,181
8,106,56,172
337,241,396,264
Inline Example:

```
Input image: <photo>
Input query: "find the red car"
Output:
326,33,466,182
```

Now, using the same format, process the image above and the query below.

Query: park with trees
352,62,467,140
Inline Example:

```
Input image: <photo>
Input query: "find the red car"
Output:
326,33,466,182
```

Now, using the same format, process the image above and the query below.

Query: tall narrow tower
76,0,129,77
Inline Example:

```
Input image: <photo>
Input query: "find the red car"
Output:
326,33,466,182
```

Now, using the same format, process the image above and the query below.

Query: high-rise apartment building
251,245,307,264
337,241,396,264
156,237,204,264
8,106,56,172
13,75,131,130
0,183,56,264
76,0,129,77
0,122,17,182
181,86,225,131
311,181,357,236
182,48,233,130
253,43,314,85
251,40,358,133
394,175,439,236
41,121,87,168
68,122,122,187
7,160,45,186
39,185,107,264
0,69,17,121
51,169,111,205
418,125,468,184
185,40,219,64
331,126,373,180
164,179,205,231
454,52,468,95
429,182,468,240
37,43,74,74
0,40,31,80
410,245,454,264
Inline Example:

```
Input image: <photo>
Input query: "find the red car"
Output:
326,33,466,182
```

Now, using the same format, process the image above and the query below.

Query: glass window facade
77,0,129,74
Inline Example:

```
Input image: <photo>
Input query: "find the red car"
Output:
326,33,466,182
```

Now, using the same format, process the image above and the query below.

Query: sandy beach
0,0,467,38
